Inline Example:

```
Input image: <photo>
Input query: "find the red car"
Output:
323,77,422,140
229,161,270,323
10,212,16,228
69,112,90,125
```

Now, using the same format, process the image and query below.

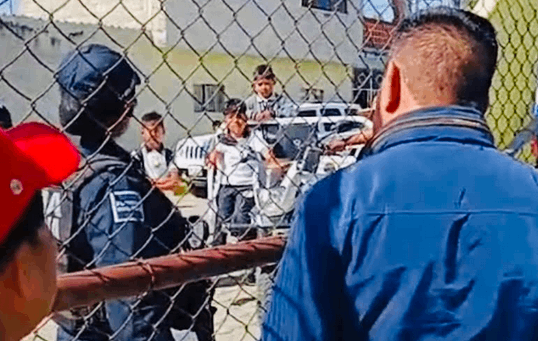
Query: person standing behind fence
54,44,214,341
206,99,281,246
133,111,184,191
245,65,294,121
0,122,78,341
263,7,538,341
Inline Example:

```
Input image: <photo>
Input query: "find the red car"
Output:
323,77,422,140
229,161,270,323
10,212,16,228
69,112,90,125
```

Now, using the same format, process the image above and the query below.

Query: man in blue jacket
263,7,538,341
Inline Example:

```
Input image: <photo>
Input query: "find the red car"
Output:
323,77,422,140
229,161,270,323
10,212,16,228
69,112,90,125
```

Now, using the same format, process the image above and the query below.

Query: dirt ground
23,284,261,341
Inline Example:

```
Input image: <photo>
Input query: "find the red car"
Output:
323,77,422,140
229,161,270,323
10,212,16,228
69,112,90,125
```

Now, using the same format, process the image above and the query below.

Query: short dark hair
141,111,164,128
0,194,45,274
212,120,222,129
392,7,498,113
253,64,276,82
0,105,13,130
223,98,246,116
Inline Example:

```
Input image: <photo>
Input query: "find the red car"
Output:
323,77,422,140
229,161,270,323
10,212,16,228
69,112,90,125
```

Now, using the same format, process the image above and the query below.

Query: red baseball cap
0,122,80,244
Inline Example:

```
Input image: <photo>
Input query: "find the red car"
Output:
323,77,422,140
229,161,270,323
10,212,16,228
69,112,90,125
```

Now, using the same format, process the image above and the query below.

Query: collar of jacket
362,106,495,158
79,134,132,162
256,93,279,102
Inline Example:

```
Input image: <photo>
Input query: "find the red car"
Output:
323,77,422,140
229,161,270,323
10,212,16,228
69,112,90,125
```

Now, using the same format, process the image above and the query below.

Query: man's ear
380,61,402,115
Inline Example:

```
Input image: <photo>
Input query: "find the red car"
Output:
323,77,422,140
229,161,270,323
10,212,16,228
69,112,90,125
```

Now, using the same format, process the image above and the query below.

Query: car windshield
297,110,316,117
322,120,365,135
257,123,317,159
336,121,364,133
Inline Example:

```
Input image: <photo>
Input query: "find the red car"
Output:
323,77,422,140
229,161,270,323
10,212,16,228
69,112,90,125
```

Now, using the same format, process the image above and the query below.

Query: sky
0,0,14,15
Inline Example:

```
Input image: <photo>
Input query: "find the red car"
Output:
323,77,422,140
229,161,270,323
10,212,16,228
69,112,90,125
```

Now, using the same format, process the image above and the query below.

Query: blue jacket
263,106,538,341
57,137,188,341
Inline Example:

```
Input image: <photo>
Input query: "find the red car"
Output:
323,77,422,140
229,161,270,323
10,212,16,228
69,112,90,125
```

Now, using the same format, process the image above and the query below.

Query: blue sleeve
77,173,184,340
262,191,348,341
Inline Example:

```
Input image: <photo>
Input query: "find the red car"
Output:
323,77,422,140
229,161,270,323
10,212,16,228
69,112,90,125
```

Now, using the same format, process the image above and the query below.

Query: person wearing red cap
0,122,79,341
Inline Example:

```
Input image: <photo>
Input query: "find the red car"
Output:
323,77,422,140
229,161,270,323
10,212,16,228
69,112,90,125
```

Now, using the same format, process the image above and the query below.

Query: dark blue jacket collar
79,135,132,162
363,106,495,157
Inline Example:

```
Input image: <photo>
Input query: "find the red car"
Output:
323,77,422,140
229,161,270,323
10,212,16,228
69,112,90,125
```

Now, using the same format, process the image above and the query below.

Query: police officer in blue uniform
54,44,214,341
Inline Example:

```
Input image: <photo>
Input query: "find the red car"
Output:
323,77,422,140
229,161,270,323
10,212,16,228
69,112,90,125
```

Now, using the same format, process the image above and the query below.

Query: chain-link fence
0,0,535,340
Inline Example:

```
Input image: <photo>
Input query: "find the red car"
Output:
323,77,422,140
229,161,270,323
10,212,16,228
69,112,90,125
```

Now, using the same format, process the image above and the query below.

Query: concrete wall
17,0,363,65
164,0,363,65
0,16,352,150
16,0,168,45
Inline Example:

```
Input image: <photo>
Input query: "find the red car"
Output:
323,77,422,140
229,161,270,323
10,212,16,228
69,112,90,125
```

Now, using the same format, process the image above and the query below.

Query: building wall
16,0,363,65
16,0,168,45
0,16,351,150
164,0,363,65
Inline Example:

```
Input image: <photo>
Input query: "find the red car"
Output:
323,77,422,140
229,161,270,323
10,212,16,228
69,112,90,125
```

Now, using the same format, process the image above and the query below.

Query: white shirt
141,147,169,180
214,130,269,186
256,94,277,112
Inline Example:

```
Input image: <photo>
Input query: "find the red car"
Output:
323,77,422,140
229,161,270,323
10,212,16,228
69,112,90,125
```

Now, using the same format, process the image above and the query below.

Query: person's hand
150,169,184,191
254,110,274,122
327,139,347,153
154,178,176,191
206,150,223,169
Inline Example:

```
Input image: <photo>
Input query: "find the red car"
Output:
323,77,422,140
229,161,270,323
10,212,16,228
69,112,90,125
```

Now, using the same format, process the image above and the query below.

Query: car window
345,108,358,116
298,110,317,117
321,108,342,116
258,124,317,159
337,121,365,133
323,123,334,131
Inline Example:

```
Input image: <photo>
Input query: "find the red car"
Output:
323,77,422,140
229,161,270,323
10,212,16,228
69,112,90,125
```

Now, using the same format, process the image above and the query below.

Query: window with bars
301,0,347,14
193,84,226,113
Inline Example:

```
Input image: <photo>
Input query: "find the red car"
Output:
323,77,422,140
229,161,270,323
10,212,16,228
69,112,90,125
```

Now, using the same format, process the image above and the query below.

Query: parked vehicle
173,134,215,195
173,103,373,197
296,102,366,118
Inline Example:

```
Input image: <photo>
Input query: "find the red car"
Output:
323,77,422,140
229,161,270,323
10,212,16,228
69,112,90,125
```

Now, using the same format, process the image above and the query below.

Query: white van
296,102,366,118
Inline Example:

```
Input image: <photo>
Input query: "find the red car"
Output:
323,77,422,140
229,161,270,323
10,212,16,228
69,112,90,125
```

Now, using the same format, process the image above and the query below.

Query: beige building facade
2,0,365,148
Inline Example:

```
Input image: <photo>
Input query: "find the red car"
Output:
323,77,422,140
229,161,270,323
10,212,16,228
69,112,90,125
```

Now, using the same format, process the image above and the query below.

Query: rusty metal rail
52,236,286,312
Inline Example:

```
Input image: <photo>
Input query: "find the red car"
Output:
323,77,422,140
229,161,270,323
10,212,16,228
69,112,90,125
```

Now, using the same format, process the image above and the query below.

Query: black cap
57,44,140,102
57,44,141,136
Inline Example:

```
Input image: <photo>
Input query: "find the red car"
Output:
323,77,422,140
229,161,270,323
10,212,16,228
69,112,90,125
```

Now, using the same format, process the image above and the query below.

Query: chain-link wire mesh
0,0,535,340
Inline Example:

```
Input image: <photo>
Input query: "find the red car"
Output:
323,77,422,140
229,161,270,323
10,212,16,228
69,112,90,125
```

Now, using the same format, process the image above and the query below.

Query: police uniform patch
109,191,145,223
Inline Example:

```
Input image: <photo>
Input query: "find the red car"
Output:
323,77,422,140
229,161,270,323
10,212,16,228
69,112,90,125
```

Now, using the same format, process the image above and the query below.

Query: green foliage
486,0,538,162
